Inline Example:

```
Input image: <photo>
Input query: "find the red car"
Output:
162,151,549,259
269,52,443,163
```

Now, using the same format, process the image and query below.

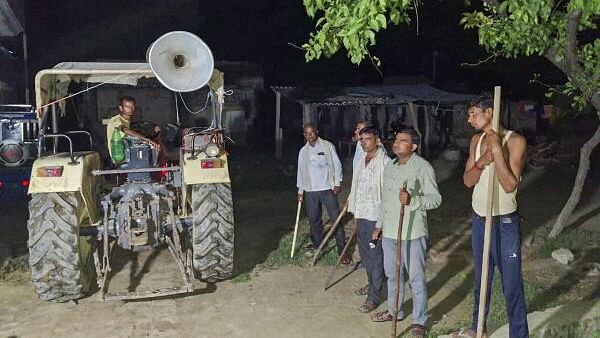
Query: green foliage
535,227,600,258
258,231,340,270
461,0,600,112
460,1,556,58
302,0,416,65
231,272,252,283
0,255,29,285
485,277,547,332
302,0,600,113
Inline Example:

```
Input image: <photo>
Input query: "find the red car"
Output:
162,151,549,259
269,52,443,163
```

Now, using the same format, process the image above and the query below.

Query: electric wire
35,65,148,116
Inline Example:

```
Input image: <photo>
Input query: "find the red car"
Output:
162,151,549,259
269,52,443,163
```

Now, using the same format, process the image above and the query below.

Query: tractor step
101,283,194,301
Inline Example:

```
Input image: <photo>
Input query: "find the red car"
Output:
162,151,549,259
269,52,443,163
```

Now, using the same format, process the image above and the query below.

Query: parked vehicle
26,32,235,302
0,104,38,198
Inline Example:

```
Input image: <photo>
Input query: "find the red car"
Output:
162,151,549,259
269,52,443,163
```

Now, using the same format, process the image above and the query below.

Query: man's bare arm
493,133,526,193
122,127,161,150
463,133,485,188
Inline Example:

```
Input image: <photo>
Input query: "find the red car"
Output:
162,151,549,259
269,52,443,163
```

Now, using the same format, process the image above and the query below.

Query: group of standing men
297,98,529,338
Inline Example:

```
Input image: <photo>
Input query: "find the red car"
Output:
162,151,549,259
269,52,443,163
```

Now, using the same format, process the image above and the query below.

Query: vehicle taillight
21,179,30,188
36,166,63,177
0,180,4,189
201,159,223,169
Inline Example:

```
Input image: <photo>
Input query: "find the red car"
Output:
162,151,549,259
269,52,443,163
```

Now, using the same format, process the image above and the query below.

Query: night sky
22,0,564,98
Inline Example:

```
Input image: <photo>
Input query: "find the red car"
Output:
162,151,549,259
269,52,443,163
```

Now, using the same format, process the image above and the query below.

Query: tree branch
288,42,306,51
591,92,600,112
482,0,506,17
482,0,499,7
565,9,584,75
544,47,569,75
366,50,384,77
460,53,498,67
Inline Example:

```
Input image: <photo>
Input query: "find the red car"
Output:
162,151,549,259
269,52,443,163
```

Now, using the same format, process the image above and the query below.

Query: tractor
26,32,235,301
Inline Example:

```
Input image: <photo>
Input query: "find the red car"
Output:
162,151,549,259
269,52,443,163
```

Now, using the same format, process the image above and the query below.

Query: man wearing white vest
347,125,389,313
297,123,350,264
459,98,529,338
352,120,366,174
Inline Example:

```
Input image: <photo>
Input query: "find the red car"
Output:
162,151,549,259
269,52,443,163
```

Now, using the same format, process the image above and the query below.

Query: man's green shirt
376,153,442,240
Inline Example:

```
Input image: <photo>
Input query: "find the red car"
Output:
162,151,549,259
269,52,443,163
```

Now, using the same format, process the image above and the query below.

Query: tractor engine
119,137,159,182
102,138,174,249
0,105,38,167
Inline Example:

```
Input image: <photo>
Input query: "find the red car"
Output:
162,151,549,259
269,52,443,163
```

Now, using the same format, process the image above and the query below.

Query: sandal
358,300,378,313
354,285,369,296
451,329,487,338
411,324,427,338
371,310,398,322
340,254,352,266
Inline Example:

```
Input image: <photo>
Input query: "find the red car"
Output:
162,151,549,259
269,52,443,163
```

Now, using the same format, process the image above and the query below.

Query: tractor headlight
205,143,220,158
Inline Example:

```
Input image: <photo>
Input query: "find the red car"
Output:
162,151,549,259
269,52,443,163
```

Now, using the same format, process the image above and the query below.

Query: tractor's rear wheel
27,192,96,302
191,183,234,282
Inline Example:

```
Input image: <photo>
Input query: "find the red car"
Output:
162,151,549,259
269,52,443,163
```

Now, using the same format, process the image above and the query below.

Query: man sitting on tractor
106,96,161,162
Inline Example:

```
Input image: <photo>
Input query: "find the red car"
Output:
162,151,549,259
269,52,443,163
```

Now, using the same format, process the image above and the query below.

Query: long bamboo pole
391,181,408,338
476,86,502,338
290,200,302,258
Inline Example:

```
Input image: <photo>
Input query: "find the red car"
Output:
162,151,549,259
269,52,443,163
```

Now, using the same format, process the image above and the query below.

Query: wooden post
407,103,422,155
275,91,283,160
476,86,501,338
424,106,431,158
302,102,312,126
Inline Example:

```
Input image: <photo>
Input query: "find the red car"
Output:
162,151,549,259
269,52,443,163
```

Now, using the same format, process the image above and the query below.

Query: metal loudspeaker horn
147,31,214,92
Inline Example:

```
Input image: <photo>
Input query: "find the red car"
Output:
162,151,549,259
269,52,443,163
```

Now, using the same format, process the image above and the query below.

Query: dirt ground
1,149,599,337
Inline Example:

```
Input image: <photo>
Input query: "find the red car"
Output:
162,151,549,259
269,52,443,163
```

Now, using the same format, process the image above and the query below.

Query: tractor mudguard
28,151,102,224
183,151,231,185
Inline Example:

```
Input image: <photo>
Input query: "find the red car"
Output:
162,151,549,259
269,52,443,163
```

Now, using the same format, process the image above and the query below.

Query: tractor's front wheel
27,192,96,302
191,183,234,282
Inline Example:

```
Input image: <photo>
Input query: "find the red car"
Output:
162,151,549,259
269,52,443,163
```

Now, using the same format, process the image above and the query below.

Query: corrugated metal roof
271,83,474,106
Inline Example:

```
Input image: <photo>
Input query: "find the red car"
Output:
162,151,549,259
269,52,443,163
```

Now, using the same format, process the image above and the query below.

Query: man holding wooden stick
459,98,529,338
297,123,350,264
370,128,441,338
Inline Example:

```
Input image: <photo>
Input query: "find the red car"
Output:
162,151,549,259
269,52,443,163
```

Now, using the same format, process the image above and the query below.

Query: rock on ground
490,299,600,338
551,248,574,265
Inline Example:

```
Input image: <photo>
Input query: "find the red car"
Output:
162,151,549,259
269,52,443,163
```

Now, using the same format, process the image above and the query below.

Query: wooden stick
290,200,302,258
391,181,408,338
476,86,502,338
323,224,357,290
311,198,349,266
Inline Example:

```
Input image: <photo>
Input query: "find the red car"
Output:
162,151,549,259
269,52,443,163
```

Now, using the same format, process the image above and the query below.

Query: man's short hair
119,96,136,106
395,127,420,145
359,125,380,138
469,97,493,110
303,122,318,131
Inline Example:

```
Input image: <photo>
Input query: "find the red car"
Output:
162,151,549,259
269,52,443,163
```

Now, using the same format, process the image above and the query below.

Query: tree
302,0,418,67
302,0,600,238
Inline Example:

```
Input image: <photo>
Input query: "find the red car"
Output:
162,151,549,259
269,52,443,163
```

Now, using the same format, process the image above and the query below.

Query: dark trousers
356,218,384,304
304,189,345,253
471,211,529,338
